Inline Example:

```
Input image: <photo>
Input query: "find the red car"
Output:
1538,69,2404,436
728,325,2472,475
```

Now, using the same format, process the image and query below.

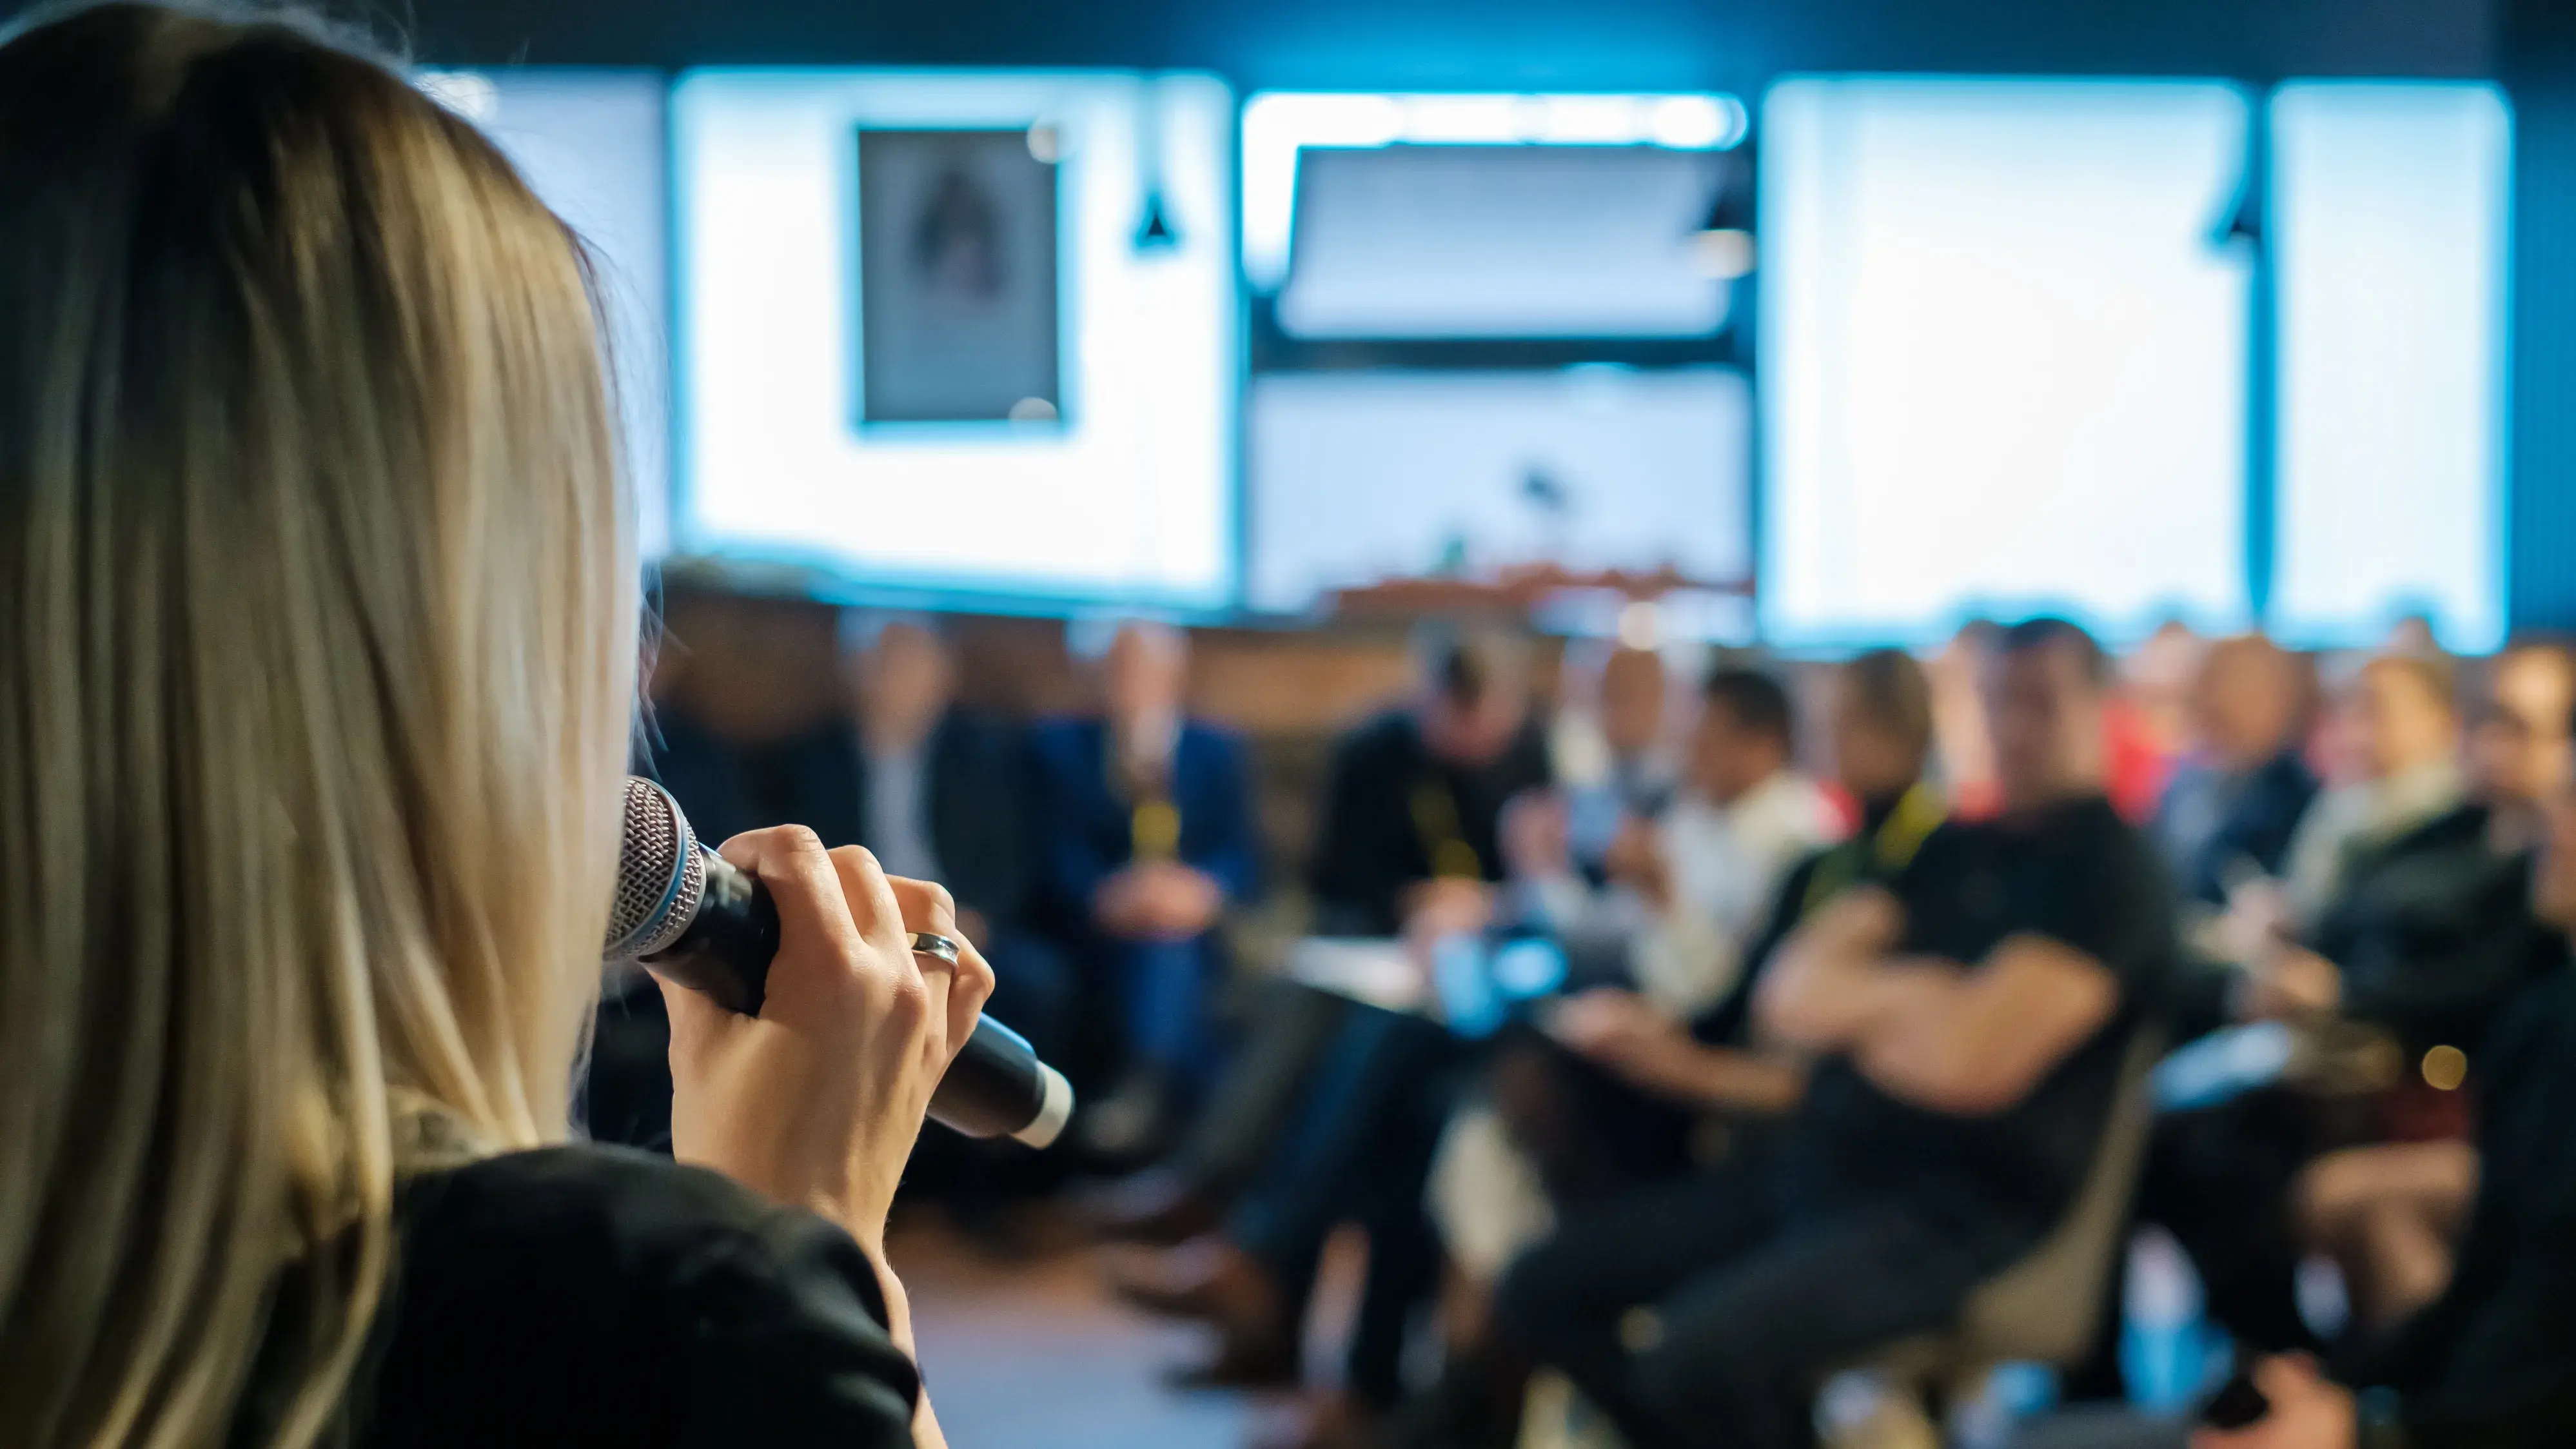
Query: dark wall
0,0,2497,80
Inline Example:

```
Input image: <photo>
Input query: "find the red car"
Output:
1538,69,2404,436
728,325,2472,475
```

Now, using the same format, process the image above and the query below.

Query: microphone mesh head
606,776,704,962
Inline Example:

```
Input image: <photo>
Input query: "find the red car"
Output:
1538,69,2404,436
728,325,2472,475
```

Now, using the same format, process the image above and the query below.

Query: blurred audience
2156,635,2321,916
2027,704,2576,1449
1098,626,1555,1411
1310,623,1554,937
1030,619,1261,1159
1548,641,1683,876
1088,625,1557,1239
1392,651,1941,1449
1514,666,1838,1020
779,613,1065,1060
2277,655,2466,929
1493,618,2176,1449
620,598,2576,1449
2138,644,2569,1370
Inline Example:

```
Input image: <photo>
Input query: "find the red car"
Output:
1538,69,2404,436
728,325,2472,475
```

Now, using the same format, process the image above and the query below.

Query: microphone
605,776,1074,1149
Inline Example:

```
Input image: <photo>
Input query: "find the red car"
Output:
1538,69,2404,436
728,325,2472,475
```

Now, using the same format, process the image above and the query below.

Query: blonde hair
0,6,636,1446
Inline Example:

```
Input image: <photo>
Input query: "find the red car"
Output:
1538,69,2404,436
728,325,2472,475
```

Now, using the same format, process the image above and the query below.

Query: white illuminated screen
2270,83,2510,653
426,70,672,558
673,72,1235,606
1279,146,1734,338
1762,79,2252,647
1248,370,1751,613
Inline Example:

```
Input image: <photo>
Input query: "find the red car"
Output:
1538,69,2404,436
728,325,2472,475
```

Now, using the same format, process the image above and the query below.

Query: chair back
1948,1027,2167,1366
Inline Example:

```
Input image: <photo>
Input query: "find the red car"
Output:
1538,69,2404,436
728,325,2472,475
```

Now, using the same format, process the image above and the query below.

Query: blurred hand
2243,946,2343,1022
1546,988,1685,1074
2219,880,2294,970
662,829,996,1259
1603,816,1674,911
1403,876,1494,943
2189,1355,2357,1449
1097,860,1223,941
1499,790,1573,883
1808,885,1905,955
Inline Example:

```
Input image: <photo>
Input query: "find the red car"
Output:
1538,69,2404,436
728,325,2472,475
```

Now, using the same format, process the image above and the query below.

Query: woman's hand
660,827,997,1259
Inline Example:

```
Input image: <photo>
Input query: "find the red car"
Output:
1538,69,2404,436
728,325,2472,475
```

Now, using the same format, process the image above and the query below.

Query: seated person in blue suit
775,612,1068,1067
2154,635,2320,918
1031,619,1259,1158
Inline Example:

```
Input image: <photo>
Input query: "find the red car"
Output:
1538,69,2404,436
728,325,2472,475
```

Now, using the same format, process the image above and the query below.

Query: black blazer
235,1146,917,1448
2312,802,2566,1057
771,707,1036,929
2348,972,2576,1447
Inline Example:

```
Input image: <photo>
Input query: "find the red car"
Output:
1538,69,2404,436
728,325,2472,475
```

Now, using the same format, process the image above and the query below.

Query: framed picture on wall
854,127,1063,426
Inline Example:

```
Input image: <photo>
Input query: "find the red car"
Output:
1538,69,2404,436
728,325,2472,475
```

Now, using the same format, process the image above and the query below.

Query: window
2269,83,2511,653
672,71,1235,608
1761,78,2253,647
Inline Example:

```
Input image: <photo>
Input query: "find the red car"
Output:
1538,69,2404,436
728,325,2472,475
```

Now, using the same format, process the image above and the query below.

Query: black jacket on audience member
2344,971,2576,1448
769,707,1036,931
1306,709,1553,937
2310,802,2565,1059
2164,749,2321,907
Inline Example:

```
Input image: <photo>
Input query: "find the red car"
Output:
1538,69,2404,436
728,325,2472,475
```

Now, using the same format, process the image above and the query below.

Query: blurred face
1103,622,1188,727
2349,658,2459,782
1689,700,1784,805
854,622,953,744
1832,698,1920,804
2470,650,2576,809
1983,641,2107,809
1597,648,1668,760
1423,686,1527,769
2192,638,2299,771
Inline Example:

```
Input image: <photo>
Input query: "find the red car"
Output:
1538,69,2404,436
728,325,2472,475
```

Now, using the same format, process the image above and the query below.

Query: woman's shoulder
403,1140,803,1252
363,1144,918,1448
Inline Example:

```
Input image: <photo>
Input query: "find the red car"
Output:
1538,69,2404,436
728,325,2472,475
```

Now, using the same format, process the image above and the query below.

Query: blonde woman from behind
0,6,988,1447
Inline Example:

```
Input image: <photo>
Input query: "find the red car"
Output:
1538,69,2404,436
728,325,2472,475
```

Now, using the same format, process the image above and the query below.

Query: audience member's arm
1845,934,2121,1115
1547,988,1807,1115
1753,887,1911,1047
1758,887,2123,1115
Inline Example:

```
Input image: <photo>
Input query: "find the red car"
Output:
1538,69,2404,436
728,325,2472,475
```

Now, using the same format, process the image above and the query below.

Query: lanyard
1108,729,1183,862
1802,782,1945,918
1410,776,1483,881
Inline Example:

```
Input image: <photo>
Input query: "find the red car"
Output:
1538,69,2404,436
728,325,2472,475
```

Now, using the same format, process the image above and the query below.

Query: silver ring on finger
908,931,962,967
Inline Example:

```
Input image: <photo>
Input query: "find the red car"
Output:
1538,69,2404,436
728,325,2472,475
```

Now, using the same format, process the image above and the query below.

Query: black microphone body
610,778,1072,1148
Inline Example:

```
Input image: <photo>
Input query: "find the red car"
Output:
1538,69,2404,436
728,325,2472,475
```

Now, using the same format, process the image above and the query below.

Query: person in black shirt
1495,618,2175,1449
1309,623,1557,937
